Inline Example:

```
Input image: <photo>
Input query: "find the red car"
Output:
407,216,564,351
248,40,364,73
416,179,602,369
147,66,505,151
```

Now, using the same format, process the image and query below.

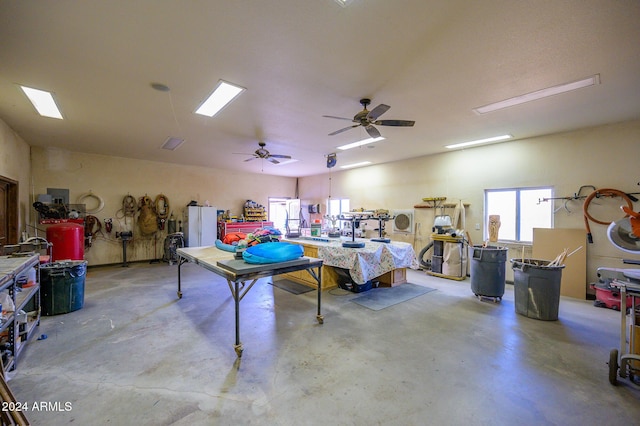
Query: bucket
40,260,87,316
46,223,84,261
511,258,564,320
470,245,508,298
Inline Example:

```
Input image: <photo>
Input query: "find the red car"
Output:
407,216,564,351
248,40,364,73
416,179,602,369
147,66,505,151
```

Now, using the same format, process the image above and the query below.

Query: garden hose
583,188,633,243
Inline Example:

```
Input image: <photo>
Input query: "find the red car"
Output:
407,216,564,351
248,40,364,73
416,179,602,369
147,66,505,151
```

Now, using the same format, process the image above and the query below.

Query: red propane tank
47,223,85,261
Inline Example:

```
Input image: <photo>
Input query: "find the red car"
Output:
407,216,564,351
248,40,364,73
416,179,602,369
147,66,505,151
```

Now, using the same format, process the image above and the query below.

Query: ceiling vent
392,210,414,233
161,137,185,151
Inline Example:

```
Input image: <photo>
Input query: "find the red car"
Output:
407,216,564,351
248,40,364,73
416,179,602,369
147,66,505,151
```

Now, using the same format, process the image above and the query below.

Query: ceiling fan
323,98,415,138
234,141,291,164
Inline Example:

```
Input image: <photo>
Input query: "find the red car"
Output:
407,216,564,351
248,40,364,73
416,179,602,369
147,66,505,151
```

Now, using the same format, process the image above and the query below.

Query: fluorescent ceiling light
20,85,63,119
473,74,600,114
161,137,185,151
337,136,385,151
195,80,245,117
274,159,299,166
445,134,512,149
340,161,372,169
334,0,353,7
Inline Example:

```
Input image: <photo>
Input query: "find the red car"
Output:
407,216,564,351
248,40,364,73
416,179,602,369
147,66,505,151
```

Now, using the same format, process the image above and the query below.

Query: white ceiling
1,0,639,177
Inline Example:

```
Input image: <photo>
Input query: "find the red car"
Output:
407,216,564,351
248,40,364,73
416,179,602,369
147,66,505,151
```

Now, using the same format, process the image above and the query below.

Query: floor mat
350,283,436,311
269,279,314,295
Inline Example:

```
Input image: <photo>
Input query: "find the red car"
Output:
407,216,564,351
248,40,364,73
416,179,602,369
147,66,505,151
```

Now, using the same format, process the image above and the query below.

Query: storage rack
243,207,267,222
0,254,41,372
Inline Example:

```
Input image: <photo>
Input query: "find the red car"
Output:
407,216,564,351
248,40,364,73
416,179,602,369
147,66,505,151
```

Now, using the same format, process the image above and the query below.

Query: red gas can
47,223,85,261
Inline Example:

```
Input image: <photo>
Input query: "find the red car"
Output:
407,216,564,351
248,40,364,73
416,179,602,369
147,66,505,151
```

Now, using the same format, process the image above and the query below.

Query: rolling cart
608,272,640,385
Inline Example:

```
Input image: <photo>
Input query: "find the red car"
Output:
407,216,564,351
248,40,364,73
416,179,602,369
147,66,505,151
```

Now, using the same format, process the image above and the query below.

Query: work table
281,237,418,288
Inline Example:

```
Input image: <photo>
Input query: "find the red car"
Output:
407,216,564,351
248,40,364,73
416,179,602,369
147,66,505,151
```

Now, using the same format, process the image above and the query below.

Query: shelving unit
0,254,41,372
243,207,267,221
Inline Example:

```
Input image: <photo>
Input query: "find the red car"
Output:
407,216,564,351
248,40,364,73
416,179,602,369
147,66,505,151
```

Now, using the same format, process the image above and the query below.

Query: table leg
620,285,627,378
233,280,243,357
316,265,324,324
177,257,185,299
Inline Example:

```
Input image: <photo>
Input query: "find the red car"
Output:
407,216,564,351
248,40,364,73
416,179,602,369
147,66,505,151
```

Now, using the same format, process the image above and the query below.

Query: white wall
30,147,297,265
6,116,640,290
299,119,640,287
0,118,31,238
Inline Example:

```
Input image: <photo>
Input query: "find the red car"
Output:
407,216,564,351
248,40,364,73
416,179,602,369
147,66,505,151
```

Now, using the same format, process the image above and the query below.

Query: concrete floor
7,261,640,425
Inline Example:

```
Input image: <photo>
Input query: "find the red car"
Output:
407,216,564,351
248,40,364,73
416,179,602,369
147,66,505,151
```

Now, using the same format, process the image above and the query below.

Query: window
485,187,553,242
326,198,350,228
268,197,290,234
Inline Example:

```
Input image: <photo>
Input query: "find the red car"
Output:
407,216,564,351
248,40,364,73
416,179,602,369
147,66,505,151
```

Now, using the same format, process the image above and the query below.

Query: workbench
176,246,323,357
282,237,418,289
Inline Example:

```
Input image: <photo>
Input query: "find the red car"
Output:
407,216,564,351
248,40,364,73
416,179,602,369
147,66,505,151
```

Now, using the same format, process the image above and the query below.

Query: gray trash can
470,245,508,299
40,260,87,316
511,258,564,321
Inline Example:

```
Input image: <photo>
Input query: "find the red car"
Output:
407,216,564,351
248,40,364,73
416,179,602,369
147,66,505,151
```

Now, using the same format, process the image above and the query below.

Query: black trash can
511,258,564,321
40,260,87,316
469,245,508,299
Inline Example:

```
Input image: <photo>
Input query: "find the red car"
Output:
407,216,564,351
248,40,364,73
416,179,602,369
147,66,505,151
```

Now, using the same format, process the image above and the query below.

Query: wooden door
0,176,18,248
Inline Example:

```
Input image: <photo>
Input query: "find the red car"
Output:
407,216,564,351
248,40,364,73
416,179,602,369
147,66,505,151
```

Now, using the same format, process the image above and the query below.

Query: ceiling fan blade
367,104,390,121
329,124,360,136
267,157,280,164
374,119,415,127
365,125,381,138
323,115,354,121
269,154,291,159
244,156,258,162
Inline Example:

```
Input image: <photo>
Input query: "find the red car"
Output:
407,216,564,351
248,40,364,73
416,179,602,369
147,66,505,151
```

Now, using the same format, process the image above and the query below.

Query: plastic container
511,258,564,321
590,282,632,311
470,245,508,298
46,223,84,261
40,260,87,316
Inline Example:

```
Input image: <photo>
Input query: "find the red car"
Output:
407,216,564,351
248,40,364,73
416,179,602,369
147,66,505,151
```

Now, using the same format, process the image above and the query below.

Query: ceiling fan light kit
324,98,415,139
234,141,291,165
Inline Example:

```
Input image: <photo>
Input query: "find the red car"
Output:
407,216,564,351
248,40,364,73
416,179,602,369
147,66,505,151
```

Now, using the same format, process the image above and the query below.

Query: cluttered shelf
0,254,41,373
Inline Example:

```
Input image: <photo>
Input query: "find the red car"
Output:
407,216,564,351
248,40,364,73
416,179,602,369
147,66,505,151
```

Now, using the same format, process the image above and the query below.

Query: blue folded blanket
242,242,303,264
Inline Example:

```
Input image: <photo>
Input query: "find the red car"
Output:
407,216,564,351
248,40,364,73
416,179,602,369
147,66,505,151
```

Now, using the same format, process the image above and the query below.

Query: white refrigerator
185,206,217,247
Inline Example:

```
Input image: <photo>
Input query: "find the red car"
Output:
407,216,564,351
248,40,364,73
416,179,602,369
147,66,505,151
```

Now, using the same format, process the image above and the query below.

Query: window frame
326,197,350,228
484,186,554,243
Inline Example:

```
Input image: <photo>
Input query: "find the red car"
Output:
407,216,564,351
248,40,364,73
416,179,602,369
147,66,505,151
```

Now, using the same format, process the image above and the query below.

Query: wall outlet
475,223,480,230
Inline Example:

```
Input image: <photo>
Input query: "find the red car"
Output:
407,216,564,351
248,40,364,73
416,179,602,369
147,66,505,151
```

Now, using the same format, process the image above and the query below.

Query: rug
269,279,314,295
350,283,436,311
